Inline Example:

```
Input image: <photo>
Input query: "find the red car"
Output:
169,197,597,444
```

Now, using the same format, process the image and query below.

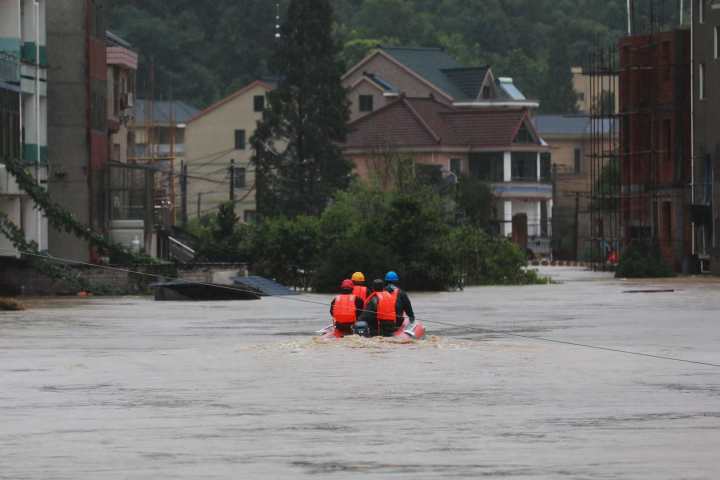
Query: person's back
358,279,389,337
330,279,362,335
385,271,415,327
351,272,369,303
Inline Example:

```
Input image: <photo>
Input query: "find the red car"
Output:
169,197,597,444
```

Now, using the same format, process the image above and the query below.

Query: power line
3,248,719,369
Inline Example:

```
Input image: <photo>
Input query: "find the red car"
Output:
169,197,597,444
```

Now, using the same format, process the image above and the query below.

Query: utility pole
180,161,188,226
197,192,203,218
229,159,236,209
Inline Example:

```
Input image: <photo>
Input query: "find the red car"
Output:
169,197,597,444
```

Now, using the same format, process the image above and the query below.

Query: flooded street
1,268,719,479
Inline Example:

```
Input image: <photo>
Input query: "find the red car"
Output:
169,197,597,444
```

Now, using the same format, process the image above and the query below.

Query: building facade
619,29,692,271
184,80,273,223
572,66,619,114
692,0,720,273
0,0,48,256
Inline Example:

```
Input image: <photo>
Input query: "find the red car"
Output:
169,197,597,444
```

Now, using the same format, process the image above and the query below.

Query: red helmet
340,279,354,290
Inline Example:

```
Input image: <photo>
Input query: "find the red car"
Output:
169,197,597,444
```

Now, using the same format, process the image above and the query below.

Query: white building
0,0,48,255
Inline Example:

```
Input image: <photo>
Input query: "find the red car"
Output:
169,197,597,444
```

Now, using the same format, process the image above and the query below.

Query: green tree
251,0,352,218
539,27,579,114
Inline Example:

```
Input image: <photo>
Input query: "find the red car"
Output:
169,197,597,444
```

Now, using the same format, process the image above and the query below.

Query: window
511,152,538,181
469,152,504,182
514,124,534,144
663,202,672,241
541,152,552,180
359,95,374,112
233,167,246,188
663,119,672,166
234,129,246,150
699,63,706,100
481,86,491,99
450,158,462,176
244,210,257,224
574,148,582,174
253,95,265,112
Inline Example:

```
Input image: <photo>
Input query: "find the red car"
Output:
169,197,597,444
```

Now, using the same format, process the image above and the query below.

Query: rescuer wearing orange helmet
350,271,369,302
330,279,364,335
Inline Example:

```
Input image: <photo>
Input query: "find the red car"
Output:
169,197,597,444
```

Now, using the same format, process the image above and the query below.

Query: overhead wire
4,248,720,369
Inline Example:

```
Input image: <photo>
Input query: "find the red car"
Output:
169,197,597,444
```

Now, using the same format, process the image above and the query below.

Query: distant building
184,80,273,223
692,0,720,273
46,0,108,262
618,29,692,271
130,99,198,162
343,46,536,122
344,96,553,256
572,66,619,114
0,0,48,256
106,31,137,164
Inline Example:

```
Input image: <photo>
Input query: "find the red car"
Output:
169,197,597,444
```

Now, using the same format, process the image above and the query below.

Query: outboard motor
353,320,371,337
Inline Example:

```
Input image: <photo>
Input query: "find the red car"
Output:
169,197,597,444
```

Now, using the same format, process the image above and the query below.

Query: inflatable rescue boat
319,318,426,340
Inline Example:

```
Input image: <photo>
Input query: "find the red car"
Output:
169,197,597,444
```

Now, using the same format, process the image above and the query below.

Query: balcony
0,52,20,85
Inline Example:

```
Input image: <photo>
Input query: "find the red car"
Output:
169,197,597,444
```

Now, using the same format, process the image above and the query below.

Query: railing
0,52,19,84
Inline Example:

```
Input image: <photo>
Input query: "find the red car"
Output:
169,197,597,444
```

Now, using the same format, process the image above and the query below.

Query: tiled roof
380,47,488,101
134,100,200,125
345,96,533,149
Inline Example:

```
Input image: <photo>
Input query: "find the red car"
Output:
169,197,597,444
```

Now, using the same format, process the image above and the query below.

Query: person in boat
351,271,369,302
358,279,397,337
384,271,415,326
329,279,364,335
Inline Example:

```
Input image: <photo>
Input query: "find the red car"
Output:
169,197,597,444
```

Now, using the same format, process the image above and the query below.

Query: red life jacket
375,289,399,322
352,285,368,302
332,294,357,325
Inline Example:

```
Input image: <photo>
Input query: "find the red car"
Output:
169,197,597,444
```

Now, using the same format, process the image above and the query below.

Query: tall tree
251,0,352,218
540,28,579,114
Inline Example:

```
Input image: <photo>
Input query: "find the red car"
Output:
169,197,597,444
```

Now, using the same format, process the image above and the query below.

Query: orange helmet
351,272,365,283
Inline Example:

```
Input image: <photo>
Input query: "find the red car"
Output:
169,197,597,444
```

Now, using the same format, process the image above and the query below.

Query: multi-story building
184,80,273,223
692,0,720,273
0,0,48,256
46,0,108,261
571,66,619,114
130,99,198,162
619,29,692,271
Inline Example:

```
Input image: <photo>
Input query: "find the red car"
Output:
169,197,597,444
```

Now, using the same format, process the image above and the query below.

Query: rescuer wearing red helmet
329,279,364,335
351,272,369,303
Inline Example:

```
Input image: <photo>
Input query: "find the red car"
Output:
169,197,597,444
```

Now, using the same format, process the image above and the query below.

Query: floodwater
1,268,720,479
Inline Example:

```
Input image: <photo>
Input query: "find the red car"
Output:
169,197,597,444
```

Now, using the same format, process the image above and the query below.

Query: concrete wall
46,0,91,261
184,83,269,222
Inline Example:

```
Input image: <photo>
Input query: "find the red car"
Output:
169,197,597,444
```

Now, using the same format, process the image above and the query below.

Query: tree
540,27,579,114
251,0,352,218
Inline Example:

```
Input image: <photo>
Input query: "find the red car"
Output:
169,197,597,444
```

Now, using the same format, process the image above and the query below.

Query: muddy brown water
1,268,719,479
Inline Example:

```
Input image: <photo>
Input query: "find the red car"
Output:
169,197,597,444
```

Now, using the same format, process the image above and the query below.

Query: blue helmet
385,271,400,283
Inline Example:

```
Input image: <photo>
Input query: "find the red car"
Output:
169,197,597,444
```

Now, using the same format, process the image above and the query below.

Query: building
183,80,273,223
692,0,720,273
0,0,48,256
343,46,537,121
344,95,553,255
618,29,692,271
130,99,198,162
106,31,137,165
572,66,619,114
46,0,108,262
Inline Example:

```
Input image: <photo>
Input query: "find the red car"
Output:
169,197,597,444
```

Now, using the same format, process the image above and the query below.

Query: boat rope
3,248,720,369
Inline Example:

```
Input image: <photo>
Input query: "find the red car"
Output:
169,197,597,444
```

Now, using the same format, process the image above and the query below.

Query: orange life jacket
332,294,357,325
352,285,368,302
375,289,399,323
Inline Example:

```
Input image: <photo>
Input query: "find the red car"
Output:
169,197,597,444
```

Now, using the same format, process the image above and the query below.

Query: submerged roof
345,96,541,150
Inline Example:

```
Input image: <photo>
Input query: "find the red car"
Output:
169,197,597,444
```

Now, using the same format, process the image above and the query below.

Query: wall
346,79,391,122
184,83,269,222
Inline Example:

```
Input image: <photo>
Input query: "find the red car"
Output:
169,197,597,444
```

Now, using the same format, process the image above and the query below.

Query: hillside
109,0,684,111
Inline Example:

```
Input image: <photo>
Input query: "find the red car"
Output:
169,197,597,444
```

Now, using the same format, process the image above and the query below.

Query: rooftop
133,100,200,126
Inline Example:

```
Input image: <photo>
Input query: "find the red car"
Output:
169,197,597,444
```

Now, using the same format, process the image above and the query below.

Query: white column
536,152,542,181
548,199,553,238
503,151,512,182
536,201,542,237
504,200,513,237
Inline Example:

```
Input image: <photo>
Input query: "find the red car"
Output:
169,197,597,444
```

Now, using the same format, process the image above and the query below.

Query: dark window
469,152,504,182
514,124,534,144
541,152,552,180
450,158,462,176
574,148,582,174
244,210,257,224
663,202,672,241
663,119,672,166
541,201,548,237
359,95,374,112
234,129,246,150
481,86,491,99
253,95,265,112
234,167,246,188
511,152,538,181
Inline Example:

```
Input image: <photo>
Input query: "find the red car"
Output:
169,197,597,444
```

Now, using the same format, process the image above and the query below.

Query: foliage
251,0,353,218
191,202,252,262
242,183,540,292
454,175,496,229
110,1,684,112
615,240,675,278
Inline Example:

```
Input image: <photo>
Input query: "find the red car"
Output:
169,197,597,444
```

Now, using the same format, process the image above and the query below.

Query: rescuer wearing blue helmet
384,271,415,326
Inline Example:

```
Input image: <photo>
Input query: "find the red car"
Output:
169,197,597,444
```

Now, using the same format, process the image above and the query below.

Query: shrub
615,241,675,278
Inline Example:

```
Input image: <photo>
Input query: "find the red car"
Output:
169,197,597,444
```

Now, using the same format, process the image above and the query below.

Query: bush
615,241,675,278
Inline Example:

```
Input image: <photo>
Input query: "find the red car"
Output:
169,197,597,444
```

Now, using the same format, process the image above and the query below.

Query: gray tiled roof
133,100,199,125
533,115,615,136
381,47,487,101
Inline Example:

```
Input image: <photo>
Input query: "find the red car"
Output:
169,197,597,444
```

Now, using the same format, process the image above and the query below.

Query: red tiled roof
344,96,531,150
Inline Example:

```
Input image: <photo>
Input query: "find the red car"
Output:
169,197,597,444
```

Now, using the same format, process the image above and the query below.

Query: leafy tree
539,27,578,114
251,0,352,218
